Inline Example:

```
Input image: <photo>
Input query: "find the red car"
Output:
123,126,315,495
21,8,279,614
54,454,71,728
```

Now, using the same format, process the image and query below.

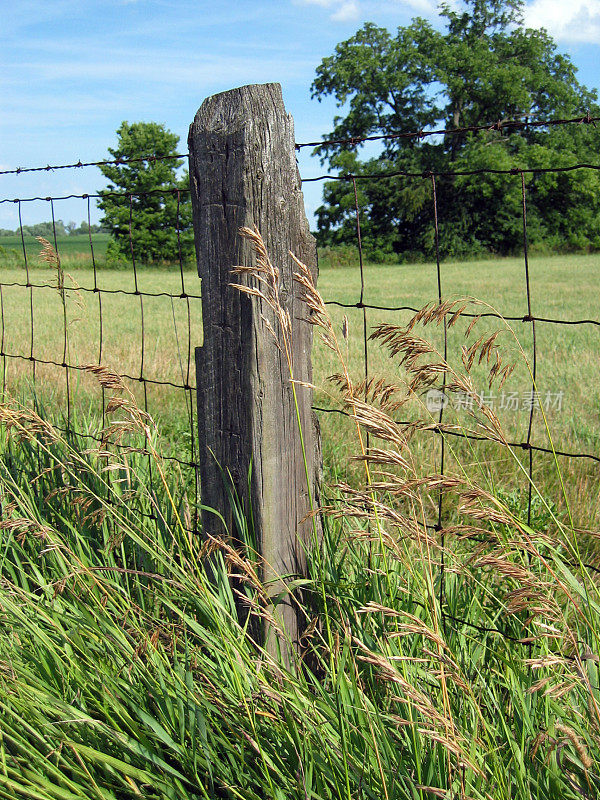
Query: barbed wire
0,152,188,177
4,158,600,207
296,111,599,150
2,110,596,181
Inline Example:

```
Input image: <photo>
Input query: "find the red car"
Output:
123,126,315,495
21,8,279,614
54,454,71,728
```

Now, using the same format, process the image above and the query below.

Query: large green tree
98,122,192,264
312,0,600,260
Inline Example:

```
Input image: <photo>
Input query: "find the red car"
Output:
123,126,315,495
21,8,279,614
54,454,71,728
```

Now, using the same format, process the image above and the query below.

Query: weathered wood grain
188,83,321,654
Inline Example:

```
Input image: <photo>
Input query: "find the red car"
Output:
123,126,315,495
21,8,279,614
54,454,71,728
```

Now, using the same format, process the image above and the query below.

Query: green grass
0,293,599,799
0,247,598,530
1,237,600,798
0,232,111,263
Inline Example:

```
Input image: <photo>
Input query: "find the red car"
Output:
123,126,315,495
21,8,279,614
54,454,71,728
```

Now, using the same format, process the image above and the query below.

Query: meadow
2,237,596,525
0,231,111,261
1,237,600,799
0,234,200,457
317,250,600,532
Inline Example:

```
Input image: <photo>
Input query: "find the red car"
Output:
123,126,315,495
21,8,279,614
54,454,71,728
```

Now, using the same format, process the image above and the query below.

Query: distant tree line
0,220,106,237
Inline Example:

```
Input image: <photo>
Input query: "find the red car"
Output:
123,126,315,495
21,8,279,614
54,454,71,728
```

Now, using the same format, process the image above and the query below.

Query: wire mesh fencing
0,158,199,533
1,111,599,571
298,112,600,647
298,117,600,456
295,112,600,654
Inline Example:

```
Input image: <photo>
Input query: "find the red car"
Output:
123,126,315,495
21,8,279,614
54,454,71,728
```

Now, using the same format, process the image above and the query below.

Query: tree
312,0,600,260
98,122,193,264
20,220,67,238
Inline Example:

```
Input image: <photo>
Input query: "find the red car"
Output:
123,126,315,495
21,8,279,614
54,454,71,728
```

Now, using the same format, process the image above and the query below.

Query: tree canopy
312,0,600,261
98,122,192,264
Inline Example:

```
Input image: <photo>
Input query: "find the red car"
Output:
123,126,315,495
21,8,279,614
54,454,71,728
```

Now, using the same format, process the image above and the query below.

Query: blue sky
1,0,600,230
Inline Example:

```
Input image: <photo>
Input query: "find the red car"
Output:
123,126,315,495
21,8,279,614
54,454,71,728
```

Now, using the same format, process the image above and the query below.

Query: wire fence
0,171,199,533
1,111,599,642
303,122,600,451
301,112,600,653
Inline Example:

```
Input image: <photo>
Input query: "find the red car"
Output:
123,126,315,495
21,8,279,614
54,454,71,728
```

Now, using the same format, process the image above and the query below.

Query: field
0,241,598,528
0,233,199,454
317,251,600,531
2,239,600,799
0,232,111,262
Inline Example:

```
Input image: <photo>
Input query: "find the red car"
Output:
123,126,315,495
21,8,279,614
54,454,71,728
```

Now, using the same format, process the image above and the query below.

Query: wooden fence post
188,83,321,654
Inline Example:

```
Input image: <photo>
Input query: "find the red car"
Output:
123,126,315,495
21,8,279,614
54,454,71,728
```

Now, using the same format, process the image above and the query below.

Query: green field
0,232,111,263
316,252,600,529
0,245,598,528
2,244,600,799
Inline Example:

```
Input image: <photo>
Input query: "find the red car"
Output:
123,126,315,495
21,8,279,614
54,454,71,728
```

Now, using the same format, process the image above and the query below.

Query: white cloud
295,0,360,21
297,0,600,33
393,0,435,10
295,0,435,20
331,1,361,21
524,0,600,42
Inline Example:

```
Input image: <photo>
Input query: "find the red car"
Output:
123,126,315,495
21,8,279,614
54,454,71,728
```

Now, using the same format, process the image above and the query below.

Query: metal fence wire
298,115,600,462
0,166,199,533
298,112,600,649
0,111,599,601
